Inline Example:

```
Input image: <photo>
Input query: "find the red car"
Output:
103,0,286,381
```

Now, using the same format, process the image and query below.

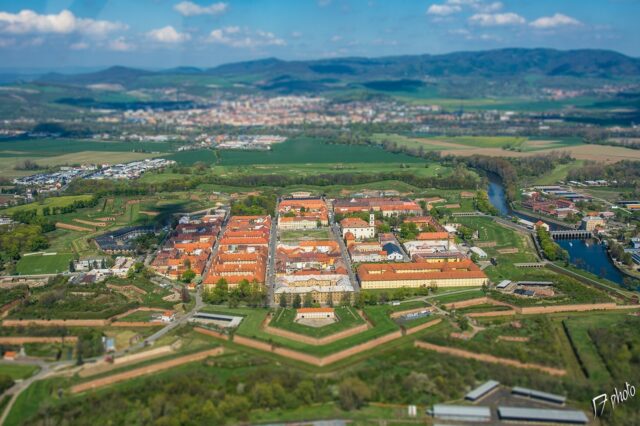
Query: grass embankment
270,307,365,338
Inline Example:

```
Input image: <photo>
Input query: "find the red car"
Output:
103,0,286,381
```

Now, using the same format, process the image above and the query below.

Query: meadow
270,307,365,338
15,252,74,275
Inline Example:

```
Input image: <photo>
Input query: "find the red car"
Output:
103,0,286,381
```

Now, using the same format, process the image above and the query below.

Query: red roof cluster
204,215,271,287
151,217,222,279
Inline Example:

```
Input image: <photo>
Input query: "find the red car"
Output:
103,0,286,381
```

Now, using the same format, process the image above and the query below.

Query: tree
341,292,352,307
399,222,419,240
206,278,228,304
238,279,251,299
228,289,240,308
292,294,302,309
279,294,288,308
181,286,191,303
303,293,313,308
181,269,195,283
338,377,371,410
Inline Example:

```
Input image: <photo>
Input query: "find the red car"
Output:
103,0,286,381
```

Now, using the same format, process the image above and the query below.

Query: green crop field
0,195,94,216
15,252,74,275
215,137,424,166
270,307,365,338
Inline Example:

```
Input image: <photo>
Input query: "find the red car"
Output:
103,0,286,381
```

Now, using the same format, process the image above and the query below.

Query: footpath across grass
270,306,365,338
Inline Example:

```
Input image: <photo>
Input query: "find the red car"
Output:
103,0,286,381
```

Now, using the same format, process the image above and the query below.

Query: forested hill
32,48,640,96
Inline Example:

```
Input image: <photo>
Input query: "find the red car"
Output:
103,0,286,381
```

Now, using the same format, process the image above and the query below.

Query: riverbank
486,173,626,287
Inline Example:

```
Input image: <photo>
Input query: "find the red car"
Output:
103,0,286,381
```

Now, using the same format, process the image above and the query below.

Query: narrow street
330,221,359,291
266,206,279,306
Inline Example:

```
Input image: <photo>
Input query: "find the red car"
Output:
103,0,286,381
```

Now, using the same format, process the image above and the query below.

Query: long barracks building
357,259,488,289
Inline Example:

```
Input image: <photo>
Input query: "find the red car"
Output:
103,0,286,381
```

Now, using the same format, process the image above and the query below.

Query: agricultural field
216,137,424,166
270,307,365,338
0,195,94,216
0,138,177,178
15,252,73,275
371,133,640,162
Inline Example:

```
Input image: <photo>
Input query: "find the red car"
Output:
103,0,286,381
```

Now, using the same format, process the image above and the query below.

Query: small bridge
550,230,592,240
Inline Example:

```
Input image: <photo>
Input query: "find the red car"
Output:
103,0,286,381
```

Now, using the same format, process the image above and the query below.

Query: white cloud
147,25,191,43
291,31,303,38
469,12,525,26
174,1,228,17
70,41,89,50
330,35,343,42
427,4,461,16
530,13,581,29
108,36,135,51
478,2,503,13
208,26,285,48
318,0,332,7
0,9,126,37
0,37,14,47
427,0,502,17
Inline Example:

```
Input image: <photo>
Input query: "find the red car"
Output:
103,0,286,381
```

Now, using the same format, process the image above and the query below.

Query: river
486,173,625,285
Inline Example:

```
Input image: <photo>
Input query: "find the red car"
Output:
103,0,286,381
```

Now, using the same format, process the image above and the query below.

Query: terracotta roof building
357,260,488,289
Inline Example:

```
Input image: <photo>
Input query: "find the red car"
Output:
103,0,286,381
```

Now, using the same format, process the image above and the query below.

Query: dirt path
415,340,566,376
71,347,224,393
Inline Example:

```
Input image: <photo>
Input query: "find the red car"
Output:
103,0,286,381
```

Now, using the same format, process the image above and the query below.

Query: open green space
215,137,424,166
270,307,365,338
1,195,94,216
425,316,569,368
16,252,73,275
201,305,401,356
0,364,39,380
279,228,332,241
370,133,585,154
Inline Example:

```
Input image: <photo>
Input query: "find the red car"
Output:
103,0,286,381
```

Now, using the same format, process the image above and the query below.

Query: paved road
266,211,278,307
0,212,231,424
330,222,359,291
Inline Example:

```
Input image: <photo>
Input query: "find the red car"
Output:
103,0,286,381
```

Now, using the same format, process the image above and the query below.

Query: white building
341,215,375,241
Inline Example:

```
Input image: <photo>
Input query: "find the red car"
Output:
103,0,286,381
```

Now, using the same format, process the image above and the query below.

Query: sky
0,0,638,70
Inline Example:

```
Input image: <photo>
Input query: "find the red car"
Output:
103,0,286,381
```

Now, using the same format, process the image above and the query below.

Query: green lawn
16,252,74,275
201,305,401,356
270,307,365,338
279,228,332,241
0,364,39,380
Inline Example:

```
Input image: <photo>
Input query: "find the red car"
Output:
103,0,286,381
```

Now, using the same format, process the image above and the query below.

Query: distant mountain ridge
32,48,640,89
